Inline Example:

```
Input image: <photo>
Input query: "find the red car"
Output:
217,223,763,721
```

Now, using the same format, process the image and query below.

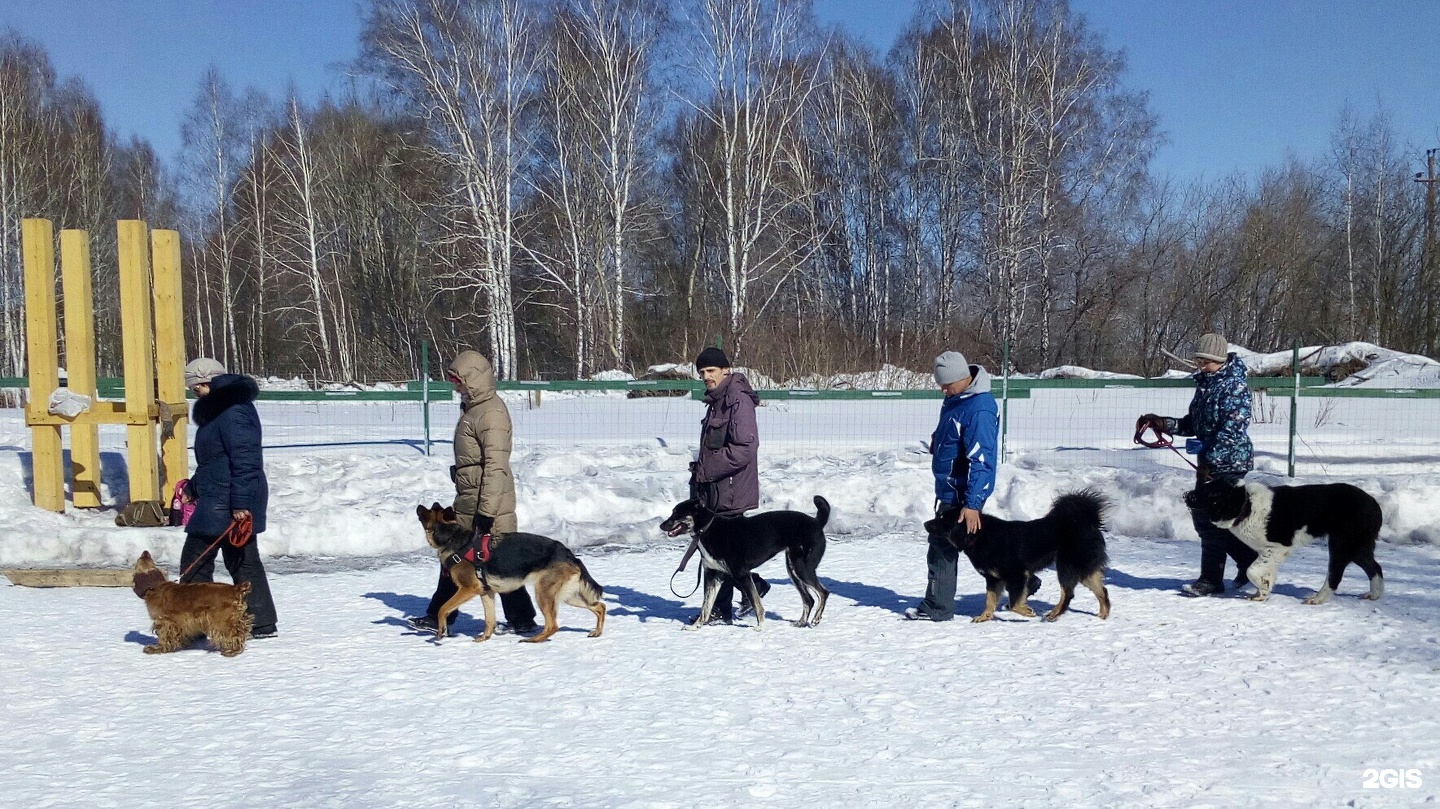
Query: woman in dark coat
177,357,278,638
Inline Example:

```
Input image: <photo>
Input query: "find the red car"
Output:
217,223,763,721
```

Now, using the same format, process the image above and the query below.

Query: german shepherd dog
416,504,606,643
928,490,1110,623
659,496,830,630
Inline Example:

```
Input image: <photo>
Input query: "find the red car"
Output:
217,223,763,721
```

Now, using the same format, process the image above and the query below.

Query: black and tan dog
659,496,830,630
416,503,605,643
928,490,1111,623
132,550,253,656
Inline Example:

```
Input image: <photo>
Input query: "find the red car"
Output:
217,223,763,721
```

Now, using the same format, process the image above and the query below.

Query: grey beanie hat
184,357,226,389
934,351,971,385
1193,333,1229,363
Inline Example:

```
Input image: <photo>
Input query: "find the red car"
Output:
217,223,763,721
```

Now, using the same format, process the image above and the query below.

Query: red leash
176,513,255,584
1133,420,1199,471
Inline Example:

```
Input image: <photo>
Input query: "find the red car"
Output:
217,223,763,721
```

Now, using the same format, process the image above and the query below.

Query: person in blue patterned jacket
904,350,1017,622
1138,333,1259,597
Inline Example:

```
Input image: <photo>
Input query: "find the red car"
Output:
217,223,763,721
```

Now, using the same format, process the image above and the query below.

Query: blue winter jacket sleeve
931,395,999,510
218,405,266,514
953,403,998,510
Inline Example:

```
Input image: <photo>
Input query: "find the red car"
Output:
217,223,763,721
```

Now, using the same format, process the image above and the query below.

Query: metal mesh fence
1,378,1436,479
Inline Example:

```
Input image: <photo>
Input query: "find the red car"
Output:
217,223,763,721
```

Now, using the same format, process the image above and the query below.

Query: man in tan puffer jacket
409,350,538,635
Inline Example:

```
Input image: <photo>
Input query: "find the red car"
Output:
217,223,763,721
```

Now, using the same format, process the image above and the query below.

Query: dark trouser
1191,473,1259,587
426,567,537,627
918,531,960,621
710,574,771,620
180,532,278,630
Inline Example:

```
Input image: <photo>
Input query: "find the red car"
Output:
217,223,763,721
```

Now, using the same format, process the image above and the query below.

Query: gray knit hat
184,357,226,389
934,351,971,385
1193,333,1229,363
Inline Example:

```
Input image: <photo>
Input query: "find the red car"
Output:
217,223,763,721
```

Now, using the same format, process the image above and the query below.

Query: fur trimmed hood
193,374,260,428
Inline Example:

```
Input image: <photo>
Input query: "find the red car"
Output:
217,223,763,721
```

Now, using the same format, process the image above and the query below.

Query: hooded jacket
930,366,999,510
1165,352,1254,478
694,371,760,515
186,374,268,536
449,351,517,534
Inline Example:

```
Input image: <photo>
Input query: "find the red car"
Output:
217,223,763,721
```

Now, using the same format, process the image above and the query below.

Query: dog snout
1183,489,1201,510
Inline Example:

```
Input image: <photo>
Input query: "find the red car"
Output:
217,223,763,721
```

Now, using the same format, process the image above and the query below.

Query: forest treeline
1,0,1435,383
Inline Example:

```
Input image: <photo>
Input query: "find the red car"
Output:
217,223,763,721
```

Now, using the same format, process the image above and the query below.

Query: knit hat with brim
1193,333,1229,363
184,357,226,389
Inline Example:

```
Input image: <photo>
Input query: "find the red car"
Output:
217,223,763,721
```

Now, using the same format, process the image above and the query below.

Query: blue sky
1,0,1437,183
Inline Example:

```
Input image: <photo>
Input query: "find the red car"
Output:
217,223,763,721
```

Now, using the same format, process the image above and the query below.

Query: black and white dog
1186,479,1384,604
659,496,830,630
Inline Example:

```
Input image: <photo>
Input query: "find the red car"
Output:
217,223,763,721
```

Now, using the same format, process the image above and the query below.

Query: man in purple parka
690,346,770,623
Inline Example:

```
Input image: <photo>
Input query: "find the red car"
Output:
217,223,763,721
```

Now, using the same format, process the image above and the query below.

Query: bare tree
361,0,545,379
686,0,825,355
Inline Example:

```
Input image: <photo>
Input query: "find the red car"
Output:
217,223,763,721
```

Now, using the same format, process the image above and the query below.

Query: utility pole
1415,148,1438,356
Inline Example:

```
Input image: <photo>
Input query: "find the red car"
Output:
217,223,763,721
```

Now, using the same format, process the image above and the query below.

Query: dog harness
446,533,493,569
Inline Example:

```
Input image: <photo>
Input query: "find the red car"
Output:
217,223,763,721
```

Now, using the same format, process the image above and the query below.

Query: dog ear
416,504,429,522
442,506,457,522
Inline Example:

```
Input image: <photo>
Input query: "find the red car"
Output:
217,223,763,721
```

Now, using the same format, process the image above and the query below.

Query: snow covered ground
3,394,1440,806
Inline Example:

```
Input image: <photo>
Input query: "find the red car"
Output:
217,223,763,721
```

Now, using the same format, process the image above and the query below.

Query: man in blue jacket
904,350,1008,622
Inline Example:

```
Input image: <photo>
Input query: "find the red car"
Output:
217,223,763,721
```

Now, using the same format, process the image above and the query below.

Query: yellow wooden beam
25,400,186,427
60,229,102,508
22,218,65,513
152,229,188,502
117,220,160,503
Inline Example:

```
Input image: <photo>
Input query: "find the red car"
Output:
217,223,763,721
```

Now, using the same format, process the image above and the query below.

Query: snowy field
3,393,1440,807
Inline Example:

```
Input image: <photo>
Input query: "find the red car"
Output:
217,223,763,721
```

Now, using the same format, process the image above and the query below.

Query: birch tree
361,0,545,379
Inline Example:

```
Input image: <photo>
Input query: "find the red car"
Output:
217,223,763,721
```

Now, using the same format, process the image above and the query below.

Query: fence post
422,340,431,457
1000,341,1010,463
1287,340,1298,478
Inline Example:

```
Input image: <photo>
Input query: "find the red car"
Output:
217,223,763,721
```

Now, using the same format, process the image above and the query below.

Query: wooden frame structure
22,219,188,512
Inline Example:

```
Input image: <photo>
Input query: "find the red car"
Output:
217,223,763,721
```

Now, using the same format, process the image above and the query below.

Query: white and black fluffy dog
1186,479,1384,604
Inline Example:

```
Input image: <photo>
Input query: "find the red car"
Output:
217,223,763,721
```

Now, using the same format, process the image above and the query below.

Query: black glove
1135,413,1164,433
448,464,458,483
472,513,494,537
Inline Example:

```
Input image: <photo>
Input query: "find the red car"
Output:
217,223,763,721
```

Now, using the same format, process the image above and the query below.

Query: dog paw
1042,610,1062,622
971,614,993,623
587,630,602,638
143,645,162,654
1247,592,1270,602
473,633,492,642
1362,593,1382,601
1011,605,1036,618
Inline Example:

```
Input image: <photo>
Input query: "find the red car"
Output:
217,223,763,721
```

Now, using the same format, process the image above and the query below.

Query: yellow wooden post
60,229,102,508
151,229,188,501
22,219,65,512
117,220,160,503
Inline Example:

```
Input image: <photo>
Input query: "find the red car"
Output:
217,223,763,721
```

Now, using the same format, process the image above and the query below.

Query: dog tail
1047,489,1107,529
576,560,604,602
812,495,831,529
1047,489,1110,576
